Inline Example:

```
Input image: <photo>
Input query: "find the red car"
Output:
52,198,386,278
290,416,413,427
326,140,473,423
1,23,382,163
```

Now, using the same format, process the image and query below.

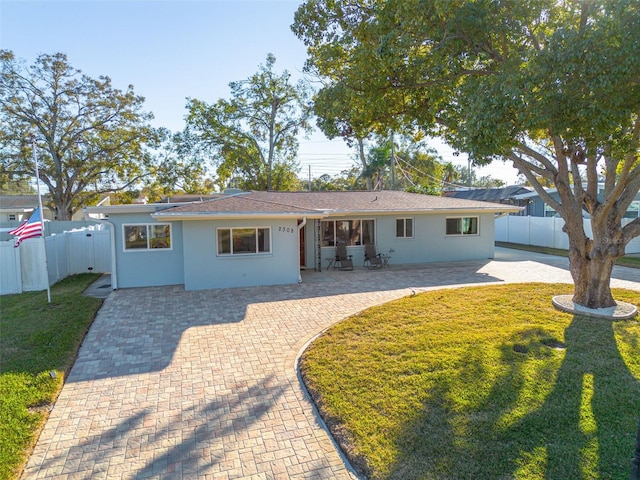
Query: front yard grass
496,241,640,268
0,274,102,480
300,283,640,480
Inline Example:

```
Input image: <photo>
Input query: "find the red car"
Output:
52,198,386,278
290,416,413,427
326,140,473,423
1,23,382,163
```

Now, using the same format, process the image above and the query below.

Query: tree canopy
0,51,159,219
186,54,311,191
293,0,640,308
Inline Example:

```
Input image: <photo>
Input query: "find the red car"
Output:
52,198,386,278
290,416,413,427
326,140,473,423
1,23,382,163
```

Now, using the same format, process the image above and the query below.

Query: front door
298,222,306,268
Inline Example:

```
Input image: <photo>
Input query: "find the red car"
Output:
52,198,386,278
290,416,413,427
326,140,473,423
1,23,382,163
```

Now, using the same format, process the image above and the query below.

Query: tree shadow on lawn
387,316,640,480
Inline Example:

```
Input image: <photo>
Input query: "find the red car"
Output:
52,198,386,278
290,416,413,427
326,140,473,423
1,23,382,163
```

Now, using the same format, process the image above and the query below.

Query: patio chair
335,241,353,270
364,244,383,269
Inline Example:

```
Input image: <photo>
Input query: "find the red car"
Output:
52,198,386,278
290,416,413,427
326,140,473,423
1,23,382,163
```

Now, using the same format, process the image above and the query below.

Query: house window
321,219,375,247
396,218,413,238
123,224,172,250
544,204,557,217
217,227,271,255
624,202,639,219
446,217,479,236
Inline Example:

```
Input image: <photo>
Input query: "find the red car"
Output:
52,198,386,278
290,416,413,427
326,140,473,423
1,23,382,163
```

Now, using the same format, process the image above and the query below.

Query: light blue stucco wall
110,213,184,288
312,213,496,269
109,211,496,289
182,218,300,290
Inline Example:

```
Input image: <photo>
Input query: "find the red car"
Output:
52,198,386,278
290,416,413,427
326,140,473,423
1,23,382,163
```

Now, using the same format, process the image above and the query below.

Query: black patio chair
335,241,353,270
364,244,383,269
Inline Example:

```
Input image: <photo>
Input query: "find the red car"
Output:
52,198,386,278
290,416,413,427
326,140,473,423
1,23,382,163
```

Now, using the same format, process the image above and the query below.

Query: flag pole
33,136,51,304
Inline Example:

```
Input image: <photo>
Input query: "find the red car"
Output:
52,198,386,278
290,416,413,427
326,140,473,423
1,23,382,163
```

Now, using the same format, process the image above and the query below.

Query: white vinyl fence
496,215,640,254
0,226,111,295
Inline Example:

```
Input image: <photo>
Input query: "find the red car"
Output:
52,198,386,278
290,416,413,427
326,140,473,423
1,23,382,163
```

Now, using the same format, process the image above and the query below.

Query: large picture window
321,219,375,247
217,227,271,255
124,224,172,250
446,217,479,236
396,218,414,238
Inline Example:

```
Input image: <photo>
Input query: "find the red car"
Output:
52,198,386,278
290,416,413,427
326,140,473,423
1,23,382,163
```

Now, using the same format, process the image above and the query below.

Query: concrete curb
552,294,638,320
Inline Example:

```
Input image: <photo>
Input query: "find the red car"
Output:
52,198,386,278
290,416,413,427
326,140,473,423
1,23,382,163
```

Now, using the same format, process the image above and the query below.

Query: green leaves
294,0,640,307
0,51,155,219
186,54,311,191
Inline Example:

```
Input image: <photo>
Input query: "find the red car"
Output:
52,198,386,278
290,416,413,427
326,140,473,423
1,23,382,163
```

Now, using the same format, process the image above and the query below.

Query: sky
0,0,521,185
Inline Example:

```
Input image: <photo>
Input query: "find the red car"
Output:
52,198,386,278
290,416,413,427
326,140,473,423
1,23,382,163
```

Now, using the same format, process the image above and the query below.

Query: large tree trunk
564,212,625,309
569,250,616,308
357,138,372,190
53,196,74,220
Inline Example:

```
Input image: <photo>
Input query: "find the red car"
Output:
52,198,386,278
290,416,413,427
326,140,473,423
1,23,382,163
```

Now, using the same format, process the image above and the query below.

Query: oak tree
293,0,640,308
186,54,311,191
0,51,158,219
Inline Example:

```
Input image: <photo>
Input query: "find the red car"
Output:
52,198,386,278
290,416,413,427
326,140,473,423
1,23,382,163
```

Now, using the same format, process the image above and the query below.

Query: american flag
8,207,43,248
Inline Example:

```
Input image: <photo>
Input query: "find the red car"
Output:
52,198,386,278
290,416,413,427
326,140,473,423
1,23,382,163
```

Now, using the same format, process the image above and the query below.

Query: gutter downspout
297,217,307,283
84,209,118,290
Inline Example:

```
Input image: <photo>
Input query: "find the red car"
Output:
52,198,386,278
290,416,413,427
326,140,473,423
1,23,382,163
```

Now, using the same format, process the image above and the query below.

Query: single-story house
0,195,54,223
84,190,521,291
514,186,640,218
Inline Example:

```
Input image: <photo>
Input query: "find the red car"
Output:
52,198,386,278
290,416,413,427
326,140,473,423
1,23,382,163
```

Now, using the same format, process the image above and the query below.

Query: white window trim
320,218,376,247
122,223,173,251
216,226,272,256
396,217,414,238
445,216,480,236
544,204,557,217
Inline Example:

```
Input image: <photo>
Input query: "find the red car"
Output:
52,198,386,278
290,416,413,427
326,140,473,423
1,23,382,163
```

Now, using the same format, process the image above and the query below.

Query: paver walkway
22,249,640,479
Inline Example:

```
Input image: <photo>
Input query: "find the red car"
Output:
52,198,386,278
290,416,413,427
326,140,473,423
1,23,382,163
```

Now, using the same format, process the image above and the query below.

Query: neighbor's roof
0,195,41,210
150,190,521,220
444,186,532,202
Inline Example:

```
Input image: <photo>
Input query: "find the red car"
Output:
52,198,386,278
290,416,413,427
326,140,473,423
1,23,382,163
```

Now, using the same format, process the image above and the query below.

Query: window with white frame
544,204,557,217
321,219,375,247
446,217,479,236
123,224,172,250
396,217,414,238
217,227,271,255
624,201,639,219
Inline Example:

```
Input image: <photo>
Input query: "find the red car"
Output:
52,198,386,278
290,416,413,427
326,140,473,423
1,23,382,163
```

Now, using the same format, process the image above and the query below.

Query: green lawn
300,283,640,480
0,274,103,480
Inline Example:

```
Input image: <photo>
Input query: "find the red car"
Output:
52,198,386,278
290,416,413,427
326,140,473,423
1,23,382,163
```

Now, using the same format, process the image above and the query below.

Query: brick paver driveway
22,249,640,479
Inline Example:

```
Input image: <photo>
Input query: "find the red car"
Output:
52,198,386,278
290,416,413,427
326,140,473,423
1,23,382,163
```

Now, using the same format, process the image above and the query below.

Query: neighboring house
444,186,532,215
0,195,54,223
514,186,640,218
0,194,112,224
85,190,521,291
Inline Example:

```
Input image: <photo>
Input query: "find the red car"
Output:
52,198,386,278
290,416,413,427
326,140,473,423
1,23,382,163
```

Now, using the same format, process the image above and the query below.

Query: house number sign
277,226,295,234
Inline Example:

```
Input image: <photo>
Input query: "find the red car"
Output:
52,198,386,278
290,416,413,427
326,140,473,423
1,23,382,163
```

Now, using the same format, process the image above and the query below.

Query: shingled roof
444,186,531,202
0,195,41,210
151,190,520,220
